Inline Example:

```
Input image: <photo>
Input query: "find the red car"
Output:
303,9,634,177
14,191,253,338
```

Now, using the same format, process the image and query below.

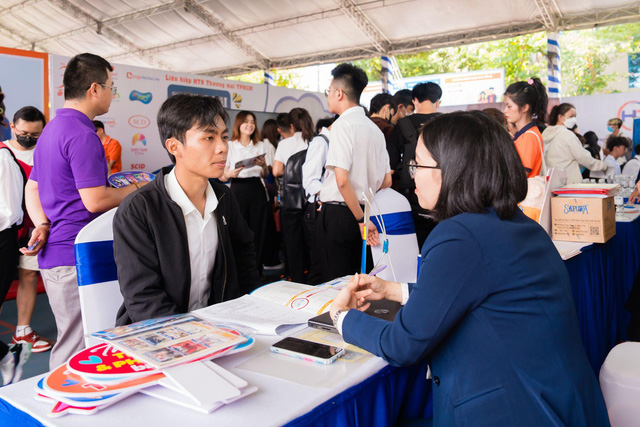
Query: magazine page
97,318,246,369
92,314,196,340
251,281,340,315
194,294,313,335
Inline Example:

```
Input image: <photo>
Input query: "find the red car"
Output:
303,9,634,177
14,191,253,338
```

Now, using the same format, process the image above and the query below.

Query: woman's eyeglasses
408,159,440,179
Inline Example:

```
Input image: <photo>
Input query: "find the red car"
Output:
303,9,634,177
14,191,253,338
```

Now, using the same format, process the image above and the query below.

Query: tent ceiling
0,0,639,77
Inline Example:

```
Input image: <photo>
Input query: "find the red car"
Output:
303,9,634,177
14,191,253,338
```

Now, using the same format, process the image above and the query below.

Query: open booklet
194,279,350,335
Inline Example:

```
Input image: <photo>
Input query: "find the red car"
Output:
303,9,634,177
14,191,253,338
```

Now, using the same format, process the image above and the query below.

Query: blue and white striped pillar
264,70,275,86
381,56,392,94
547,32,561,98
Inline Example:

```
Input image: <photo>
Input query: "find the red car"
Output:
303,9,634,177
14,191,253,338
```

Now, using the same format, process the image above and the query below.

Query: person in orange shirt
503,78,548,178
93,120,122,175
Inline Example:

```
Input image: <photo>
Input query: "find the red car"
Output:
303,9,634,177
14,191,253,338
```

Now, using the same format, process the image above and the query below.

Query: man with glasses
2,106,55,354
316,63,392,282
21,53,144,369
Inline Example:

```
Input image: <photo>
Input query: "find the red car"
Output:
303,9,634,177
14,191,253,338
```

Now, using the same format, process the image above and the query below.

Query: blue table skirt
287,362,433,426
564,218,640,373
0,363,433,426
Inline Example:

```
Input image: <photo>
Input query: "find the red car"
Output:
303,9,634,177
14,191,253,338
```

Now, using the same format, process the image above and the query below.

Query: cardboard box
551,196,616,243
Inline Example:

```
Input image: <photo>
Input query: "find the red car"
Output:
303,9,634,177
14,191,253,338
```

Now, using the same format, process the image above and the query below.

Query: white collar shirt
622,155,640,178
274,132,307,165
226,139,273,179
164,169,219,311
302,127,330,203
603,154,621,176
3,140,34,166
320,106,390,203
0,148,24,231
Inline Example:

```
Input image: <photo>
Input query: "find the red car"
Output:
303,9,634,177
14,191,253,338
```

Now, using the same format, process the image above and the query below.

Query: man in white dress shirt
316,63,392,282
113,94,259,325
603,135,630,176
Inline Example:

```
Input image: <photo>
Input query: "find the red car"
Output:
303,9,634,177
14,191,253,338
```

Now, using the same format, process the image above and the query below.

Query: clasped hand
329,273,389,322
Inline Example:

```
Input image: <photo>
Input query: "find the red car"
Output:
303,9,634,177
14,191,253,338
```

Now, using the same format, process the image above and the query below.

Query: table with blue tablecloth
563,214,640,374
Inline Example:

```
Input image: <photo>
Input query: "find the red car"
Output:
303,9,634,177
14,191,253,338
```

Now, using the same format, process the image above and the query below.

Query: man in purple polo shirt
20,53,145,369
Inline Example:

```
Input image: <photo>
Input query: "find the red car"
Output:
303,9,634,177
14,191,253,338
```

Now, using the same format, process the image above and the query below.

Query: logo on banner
618,101,640,131
131,163,146,169
132,133,147,146
100,117,117,128
126,72,160,82
232,93,242,108
128,115,150,129
130,90,152,104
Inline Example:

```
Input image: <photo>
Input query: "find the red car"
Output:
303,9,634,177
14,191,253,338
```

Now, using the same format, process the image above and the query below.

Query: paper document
194,295,313,335
234,153,265,169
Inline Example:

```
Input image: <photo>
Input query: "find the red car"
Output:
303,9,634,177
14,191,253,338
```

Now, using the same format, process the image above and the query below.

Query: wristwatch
332,308,349,327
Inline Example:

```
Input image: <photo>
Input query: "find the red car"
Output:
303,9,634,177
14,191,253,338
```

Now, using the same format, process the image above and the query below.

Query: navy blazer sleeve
342,219,491,366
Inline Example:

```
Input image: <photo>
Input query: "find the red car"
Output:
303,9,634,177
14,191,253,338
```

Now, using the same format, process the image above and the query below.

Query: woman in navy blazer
330,111,609,426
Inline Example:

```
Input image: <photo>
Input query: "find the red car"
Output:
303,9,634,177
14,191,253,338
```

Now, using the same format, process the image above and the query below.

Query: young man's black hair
412,82,442,104
157,94,229,164
276,112,292,133
13,106,46,126
393,89,413,111
63,53,113,101
369,93,395,115
331,63,368,105
92,120,104,131
315,117,336,134
606,135,630,152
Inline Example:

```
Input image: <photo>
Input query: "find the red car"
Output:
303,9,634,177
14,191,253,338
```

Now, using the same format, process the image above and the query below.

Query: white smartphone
270,337,345,365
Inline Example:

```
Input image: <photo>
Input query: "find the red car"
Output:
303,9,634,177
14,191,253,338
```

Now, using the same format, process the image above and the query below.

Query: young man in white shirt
113,94,259,324
3,106,53,353
603,135,629,176
316,63,392,282
622,144,640,179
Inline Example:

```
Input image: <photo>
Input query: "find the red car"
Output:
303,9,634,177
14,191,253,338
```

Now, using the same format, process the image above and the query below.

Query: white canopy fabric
0,0,638,76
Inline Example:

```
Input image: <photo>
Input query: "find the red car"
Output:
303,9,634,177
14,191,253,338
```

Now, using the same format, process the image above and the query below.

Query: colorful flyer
43,363,164,398
67,343,156,380
108,170,155,188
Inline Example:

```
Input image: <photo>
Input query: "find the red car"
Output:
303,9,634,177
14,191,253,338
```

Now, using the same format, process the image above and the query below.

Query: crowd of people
0,51,631,424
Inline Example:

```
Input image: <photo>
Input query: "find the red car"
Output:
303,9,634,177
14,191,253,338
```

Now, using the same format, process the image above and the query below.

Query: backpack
281,149,308,213
396,117,419,191
0,141,27,230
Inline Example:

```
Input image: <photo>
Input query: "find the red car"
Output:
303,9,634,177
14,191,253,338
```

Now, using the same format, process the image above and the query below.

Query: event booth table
0,332,432,426
564,213,640,374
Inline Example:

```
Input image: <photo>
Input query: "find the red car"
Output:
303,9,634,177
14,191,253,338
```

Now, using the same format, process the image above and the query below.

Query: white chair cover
74,207,122,347
599,341,640,427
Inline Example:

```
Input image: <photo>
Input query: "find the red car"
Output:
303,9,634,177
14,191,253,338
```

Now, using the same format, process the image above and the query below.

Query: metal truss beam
336,0,390,53
20,0,184,50
182,0,270,69
0,0,41,17
0,22,36,48
47,0,169,69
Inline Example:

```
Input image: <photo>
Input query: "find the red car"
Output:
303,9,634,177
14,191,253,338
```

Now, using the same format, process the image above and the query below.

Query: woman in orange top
503,78,548,178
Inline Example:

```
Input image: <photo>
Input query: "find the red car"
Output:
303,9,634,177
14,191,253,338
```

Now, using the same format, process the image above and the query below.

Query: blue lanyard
513,122,537,141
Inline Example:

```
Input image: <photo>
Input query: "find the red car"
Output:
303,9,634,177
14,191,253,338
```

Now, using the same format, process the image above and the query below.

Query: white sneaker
0,343,31,386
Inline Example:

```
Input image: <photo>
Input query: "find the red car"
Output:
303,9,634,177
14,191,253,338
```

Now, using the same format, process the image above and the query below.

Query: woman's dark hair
420,111,527,221
231,111,259,144
288,108,314,142
482,108,507,128
583,131,598,148
548,103,575,126
158,94,229,164
13,106,46,126
276,112,292,133
63,53,113,101
504,77,548,124
261,119,279,148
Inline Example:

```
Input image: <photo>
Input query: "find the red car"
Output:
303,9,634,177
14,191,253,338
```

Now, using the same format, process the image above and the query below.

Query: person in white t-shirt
220,111,271,274
603,135,629,176
622,145,640,179
3,106,53,354
317,63,392,282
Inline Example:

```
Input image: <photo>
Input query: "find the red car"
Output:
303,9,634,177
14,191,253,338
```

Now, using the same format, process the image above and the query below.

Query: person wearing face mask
1,106,54,354
543,103,609,184
220,111,271,276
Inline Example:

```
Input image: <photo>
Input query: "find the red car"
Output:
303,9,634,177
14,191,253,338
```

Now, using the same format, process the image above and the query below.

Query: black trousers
316,204,372,283
230,178,270,273
281,208,309,283
0,227,18,309
303,202,322,285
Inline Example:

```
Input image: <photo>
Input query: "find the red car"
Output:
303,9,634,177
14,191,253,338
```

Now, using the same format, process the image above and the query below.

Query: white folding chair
369,188,420,283
74,207,123,347
599,342,640,426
